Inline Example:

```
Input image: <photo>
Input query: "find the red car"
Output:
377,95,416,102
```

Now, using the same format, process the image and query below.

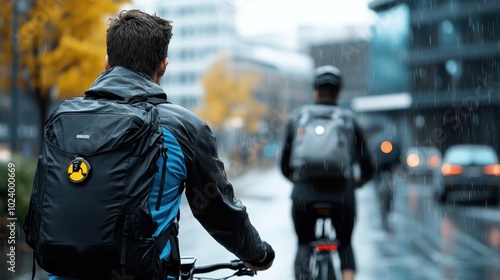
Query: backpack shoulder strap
330,106,344,119
297,107,311,126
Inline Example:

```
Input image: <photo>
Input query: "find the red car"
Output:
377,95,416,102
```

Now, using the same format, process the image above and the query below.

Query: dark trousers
292,196,356,279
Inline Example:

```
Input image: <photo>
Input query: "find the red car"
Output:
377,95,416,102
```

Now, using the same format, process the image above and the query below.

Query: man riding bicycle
371,131,402,232
26,9,274,280
280,65,374,280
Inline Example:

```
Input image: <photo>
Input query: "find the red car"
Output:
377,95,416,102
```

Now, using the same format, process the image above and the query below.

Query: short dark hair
106,10,173,78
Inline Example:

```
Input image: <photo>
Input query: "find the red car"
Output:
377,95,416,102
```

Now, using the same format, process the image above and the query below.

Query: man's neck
316,98,338,105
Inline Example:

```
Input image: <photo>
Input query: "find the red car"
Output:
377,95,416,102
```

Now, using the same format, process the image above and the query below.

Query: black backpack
23,95,180,280
290,105,355,180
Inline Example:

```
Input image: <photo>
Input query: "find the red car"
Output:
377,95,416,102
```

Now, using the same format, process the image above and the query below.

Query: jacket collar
85,66,167,101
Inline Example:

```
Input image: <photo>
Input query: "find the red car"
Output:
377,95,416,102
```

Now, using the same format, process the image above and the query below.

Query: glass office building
368,0,500,154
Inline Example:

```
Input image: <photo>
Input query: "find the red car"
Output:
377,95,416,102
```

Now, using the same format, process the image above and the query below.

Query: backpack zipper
155,147,168,211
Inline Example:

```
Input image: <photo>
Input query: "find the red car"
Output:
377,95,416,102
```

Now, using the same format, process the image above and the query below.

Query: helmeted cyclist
280,65,374,280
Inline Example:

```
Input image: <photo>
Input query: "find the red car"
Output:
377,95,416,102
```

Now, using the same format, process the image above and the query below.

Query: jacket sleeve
353,118,374,182
184,122,266,262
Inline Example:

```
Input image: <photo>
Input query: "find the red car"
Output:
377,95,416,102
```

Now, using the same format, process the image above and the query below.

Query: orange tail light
484,164,500,176
441,163,463,176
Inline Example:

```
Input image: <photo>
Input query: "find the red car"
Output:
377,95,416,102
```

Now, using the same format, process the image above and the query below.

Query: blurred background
1,0,500,279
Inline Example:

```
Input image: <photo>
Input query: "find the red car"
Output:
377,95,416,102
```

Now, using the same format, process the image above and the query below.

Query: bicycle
180,256,256,280
308,202,340,280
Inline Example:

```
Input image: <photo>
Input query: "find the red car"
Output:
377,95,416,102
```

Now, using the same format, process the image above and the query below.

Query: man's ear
104,55,111,70
157,57,169,78
314,90,319,100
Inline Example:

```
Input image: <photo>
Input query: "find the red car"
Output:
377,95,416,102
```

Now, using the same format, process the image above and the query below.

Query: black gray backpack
290,105,355,180
23,94,180,280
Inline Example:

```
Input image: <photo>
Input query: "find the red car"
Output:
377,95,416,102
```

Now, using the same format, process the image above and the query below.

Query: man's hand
244,252,273,271
355,177,367,188
244,241,275,271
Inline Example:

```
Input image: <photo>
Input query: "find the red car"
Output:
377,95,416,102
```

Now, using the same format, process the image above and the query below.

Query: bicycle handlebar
180,257,256,279
193,260,249,274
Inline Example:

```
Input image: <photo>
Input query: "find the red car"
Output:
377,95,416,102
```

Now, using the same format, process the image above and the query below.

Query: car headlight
407,153,420,168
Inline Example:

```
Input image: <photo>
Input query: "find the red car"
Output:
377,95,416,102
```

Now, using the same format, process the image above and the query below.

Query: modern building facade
134,0,239,109
367,0,500,154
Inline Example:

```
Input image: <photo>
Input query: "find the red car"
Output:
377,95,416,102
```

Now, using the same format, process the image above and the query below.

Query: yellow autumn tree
0,1,14,92
196,55,269,134
2,0,129,151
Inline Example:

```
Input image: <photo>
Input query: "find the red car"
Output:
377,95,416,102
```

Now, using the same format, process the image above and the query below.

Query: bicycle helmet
313,65,343,90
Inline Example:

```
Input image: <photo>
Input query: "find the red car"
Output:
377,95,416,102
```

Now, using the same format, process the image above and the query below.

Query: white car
433,144,500,205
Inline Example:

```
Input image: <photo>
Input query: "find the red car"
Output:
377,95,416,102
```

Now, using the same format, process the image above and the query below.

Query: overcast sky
235,0,376,37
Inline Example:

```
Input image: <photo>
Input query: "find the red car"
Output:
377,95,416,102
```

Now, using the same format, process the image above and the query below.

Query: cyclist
44,9,274,279
371,131,402,232
280,65,374,280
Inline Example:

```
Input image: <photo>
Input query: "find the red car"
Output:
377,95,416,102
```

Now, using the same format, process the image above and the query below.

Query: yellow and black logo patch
67,157,91,183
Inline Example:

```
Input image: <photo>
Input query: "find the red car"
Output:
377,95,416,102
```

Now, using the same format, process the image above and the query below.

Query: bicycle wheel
309,253,335,280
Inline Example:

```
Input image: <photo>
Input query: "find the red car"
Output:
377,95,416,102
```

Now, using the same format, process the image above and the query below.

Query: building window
440,20,459,47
